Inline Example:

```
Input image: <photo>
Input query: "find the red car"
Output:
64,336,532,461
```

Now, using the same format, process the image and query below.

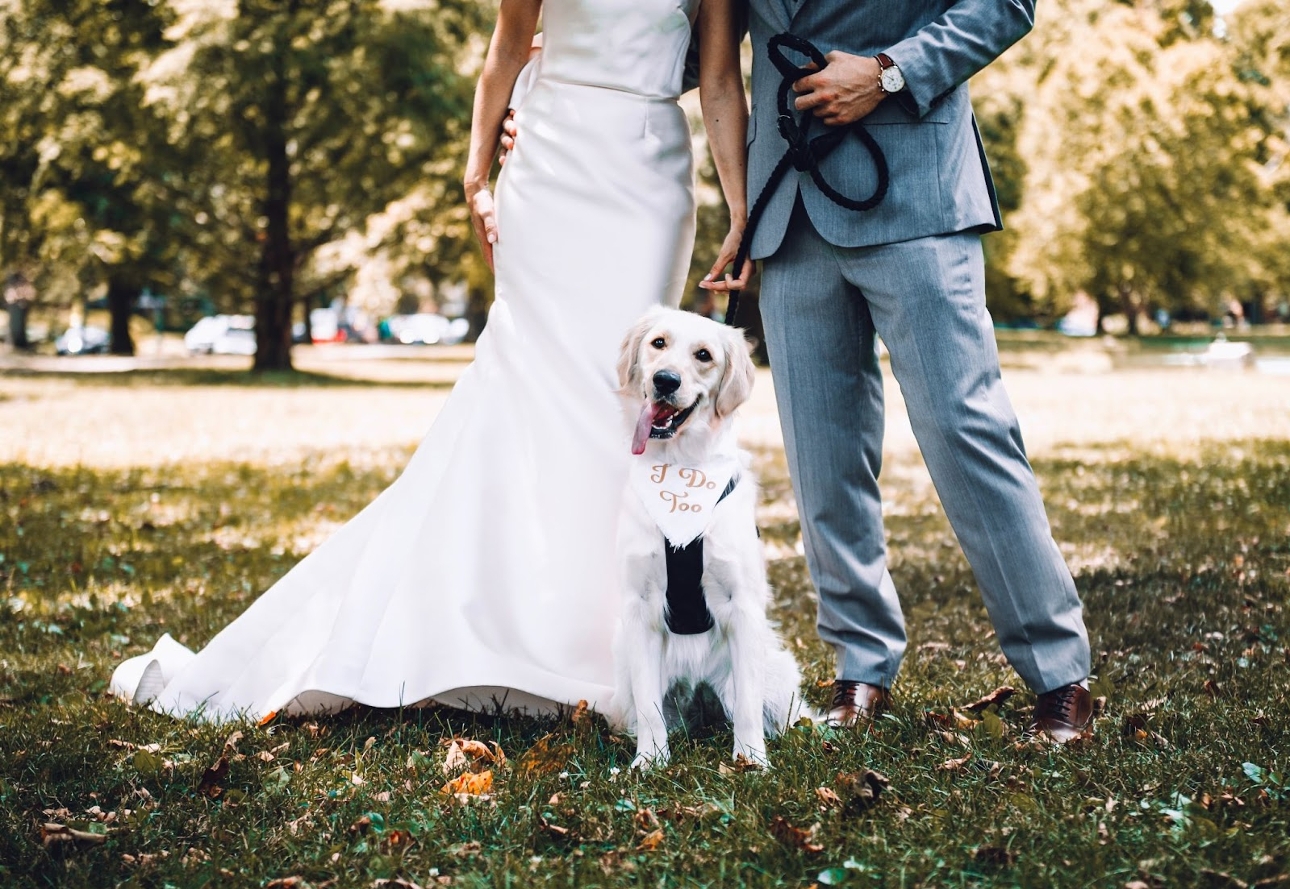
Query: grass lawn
1,354,1288,888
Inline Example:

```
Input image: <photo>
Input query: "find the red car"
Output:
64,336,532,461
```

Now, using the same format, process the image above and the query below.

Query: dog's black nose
652,370,682,397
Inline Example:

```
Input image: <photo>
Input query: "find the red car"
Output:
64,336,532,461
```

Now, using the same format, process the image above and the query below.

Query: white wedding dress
111,0,698,722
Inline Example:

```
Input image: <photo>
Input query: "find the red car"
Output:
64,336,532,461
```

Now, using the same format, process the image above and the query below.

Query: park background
3,1,1290,888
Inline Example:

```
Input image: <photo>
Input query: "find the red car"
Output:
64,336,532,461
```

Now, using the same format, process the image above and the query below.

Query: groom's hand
498,111,518,165
793,52,885,126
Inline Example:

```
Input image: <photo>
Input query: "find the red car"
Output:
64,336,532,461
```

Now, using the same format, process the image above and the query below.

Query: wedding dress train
110,0,699,721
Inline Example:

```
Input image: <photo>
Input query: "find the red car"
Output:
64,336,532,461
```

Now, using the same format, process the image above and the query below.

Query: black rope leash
725,34,890,327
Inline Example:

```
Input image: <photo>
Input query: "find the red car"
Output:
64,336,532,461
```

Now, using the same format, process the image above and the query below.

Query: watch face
881,66,905,93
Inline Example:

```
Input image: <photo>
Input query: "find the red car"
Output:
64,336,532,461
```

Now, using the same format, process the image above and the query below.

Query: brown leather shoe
1029,683,1093,742
825,680,891,728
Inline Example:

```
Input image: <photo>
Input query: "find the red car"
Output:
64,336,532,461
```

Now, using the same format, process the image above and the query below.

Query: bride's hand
467,186,499,272
699,227,754,292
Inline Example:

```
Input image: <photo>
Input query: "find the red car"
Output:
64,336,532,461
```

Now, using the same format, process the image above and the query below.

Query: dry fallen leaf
540,814,571,837
40,823,107,848
441,769,493,798
718,754,763,776
196,755,230,799
835,769,890,813
265,878,310,889
815,787,843,809
769,816,824,853
1123,714,1170,749
636,828,665,851
517,734,574,778
960,686,1017,713
442,738,505,776
939,753,973,773
974,845,1018,866
372,880,425,889
570,699,590,726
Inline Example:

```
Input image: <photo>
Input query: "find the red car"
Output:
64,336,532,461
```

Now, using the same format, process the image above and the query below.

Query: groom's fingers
793,84,829,113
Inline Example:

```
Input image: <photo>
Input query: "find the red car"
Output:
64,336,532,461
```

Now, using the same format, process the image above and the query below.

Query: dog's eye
695,349,713,363
650,337,666,350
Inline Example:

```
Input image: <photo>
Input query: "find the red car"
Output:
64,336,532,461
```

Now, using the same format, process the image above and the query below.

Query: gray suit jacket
741,0,1034,259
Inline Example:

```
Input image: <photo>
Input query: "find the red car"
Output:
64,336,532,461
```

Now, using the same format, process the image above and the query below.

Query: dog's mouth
631,399,698,455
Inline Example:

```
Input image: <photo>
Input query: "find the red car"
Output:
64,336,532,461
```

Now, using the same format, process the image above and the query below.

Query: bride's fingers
499,112,517,165
699,254,736,289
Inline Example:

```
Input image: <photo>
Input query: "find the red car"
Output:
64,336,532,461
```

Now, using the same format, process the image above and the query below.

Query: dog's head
617,307,755,455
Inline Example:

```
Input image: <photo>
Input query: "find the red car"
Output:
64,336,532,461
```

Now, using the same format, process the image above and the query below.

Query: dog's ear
617,311,660,394
715,327,755,418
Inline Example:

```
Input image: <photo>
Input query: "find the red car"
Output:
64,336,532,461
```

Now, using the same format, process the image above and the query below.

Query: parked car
383,313,470,345
184,315,257,355
55,325,110,355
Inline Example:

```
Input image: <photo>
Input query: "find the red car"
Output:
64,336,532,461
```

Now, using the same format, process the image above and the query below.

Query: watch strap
876,53,895,71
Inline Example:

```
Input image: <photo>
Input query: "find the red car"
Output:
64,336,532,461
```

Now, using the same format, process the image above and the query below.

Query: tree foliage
2,0,1288,360
977,0,1290,329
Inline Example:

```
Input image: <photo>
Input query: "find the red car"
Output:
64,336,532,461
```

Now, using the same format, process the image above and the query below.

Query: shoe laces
1044,684,1080,720
831,680,860,709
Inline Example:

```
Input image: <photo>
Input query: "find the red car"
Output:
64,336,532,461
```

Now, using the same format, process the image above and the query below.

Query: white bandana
630,450,740,548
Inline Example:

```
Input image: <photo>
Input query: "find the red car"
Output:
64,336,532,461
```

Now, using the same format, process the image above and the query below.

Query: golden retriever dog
610,307,809,769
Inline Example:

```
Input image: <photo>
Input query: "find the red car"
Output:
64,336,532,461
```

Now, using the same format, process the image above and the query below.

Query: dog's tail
762,647,819,736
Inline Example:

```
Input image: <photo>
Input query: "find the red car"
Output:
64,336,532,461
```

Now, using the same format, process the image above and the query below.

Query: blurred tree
40,0,177,356
0,0,65,349
139,0,483,369
1009,2,1283,332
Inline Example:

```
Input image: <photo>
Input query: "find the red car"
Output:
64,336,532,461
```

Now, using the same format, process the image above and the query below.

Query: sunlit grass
1,360,1288,888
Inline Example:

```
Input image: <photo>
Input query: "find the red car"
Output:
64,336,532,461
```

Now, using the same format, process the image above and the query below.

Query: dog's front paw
630,746,670,771
733,739,770,770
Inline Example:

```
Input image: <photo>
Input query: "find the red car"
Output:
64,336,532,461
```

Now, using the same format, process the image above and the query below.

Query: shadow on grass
1,441,1288,888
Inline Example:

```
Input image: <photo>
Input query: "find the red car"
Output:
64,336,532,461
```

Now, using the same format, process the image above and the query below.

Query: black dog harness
663,474,740,635
726,34,890,327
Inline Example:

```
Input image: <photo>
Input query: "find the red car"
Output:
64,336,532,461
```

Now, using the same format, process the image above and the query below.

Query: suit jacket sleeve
884,0,1036,118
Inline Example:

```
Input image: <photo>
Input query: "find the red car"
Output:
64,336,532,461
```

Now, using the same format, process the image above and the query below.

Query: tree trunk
107,276,138,356
6,301,31,351
253,42,295,373
1118,283,1140,336
3,273,34,351
301,289,313,344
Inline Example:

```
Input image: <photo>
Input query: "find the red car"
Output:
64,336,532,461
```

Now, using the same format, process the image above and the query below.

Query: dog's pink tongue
631,403,656,455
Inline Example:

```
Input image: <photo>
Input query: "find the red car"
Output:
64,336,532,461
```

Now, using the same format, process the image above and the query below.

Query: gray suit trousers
760,201,1090,694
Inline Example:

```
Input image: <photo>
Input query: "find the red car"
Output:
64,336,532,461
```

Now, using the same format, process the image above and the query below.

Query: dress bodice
539,0,698,99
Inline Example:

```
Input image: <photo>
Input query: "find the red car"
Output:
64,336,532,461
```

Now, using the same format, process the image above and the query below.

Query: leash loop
724,34,890,327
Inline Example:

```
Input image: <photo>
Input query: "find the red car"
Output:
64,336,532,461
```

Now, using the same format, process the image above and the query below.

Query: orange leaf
441,769,493,797
636,828,665,851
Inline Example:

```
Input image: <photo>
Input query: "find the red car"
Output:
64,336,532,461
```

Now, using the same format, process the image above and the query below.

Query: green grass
2,426,1289,886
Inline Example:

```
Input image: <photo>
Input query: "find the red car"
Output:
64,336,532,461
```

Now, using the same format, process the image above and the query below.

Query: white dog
610,306,809,769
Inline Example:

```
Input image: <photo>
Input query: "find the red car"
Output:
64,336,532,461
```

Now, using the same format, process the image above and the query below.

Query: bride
110,0,751,721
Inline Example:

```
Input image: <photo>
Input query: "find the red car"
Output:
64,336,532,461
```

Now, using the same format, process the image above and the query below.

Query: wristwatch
876,53,905,94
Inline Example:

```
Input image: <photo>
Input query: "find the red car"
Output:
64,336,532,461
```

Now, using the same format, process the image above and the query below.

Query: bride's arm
464,0,542,271
696,0,752,293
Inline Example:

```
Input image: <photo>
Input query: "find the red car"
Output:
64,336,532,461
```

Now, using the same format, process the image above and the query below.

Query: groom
504,0,1094,743
737,0,1092,742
